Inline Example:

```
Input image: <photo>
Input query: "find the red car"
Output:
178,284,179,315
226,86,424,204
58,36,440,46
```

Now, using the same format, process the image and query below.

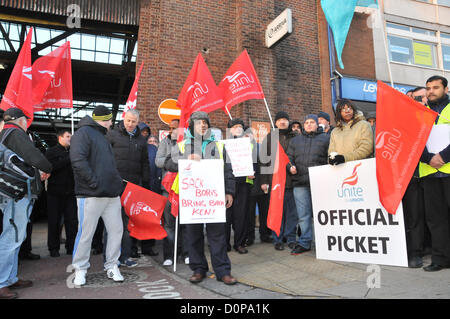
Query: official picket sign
308,158,408,267
221,137,254,177
178,159,226,224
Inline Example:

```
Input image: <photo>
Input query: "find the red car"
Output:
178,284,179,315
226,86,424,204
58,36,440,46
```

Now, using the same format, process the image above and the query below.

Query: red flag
121,182,168,240
267,142,290,236
161,172,179,217
176,53,224,141
219,50,265,113
32,41,73,111
122,62,144,118
375,81,438,215
0,27,33,126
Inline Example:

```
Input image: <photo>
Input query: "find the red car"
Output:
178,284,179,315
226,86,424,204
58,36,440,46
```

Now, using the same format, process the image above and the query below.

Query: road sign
158,99,181,124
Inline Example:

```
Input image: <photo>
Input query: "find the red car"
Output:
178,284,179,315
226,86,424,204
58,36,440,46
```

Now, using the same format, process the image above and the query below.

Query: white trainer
184,257,190,265
73,269,87,286
163,259,173,266
106,265,124,282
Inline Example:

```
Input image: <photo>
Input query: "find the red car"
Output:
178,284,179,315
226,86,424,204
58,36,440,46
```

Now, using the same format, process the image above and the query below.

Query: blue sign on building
339,77,416,103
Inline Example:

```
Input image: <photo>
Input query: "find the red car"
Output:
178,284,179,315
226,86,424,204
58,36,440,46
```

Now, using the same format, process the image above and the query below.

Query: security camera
333,70,343,79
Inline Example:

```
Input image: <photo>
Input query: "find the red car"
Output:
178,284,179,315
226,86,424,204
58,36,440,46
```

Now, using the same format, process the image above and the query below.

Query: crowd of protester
0,74,449,298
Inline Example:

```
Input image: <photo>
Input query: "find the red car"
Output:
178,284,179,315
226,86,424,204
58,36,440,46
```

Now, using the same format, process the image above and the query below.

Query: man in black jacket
106,109,150,267
287,114,330,255
0,108,52,299
259,111,298,251
45,129,77,257
70,105,124,286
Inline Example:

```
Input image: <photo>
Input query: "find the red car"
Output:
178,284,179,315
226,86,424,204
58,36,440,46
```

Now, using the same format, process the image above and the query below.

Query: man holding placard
419,75,450,272
165,111,237,285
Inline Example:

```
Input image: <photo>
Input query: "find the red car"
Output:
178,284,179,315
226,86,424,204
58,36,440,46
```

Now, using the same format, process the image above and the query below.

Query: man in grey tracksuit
69,105,124,286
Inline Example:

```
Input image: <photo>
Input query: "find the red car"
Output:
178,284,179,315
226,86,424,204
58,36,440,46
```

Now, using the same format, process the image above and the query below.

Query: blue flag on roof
321,0,378,69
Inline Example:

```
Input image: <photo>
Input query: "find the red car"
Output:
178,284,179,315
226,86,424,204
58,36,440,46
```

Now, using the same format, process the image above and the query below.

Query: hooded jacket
106,120,150,188
328,111,374,162
70,116,123,197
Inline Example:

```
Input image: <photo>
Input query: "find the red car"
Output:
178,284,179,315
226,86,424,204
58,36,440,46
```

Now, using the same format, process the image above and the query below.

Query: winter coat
287,130,330,187
0,123,52,196
147,144,162,193
45,143,74,196
106,121,150,188
259,128,297,189
328,112,374,162
155,135,177,180
70,116,123,198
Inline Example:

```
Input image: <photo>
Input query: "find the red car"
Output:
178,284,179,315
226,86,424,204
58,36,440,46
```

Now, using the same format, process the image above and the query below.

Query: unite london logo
222,71,255,94
337,163,364,202
130,202,158,217
187,82,208,107
375,129,403,161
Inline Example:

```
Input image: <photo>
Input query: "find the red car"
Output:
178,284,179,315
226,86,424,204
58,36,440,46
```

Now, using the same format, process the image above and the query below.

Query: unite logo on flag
222,71,255,94
130,202,159,218
187,82,209,107
337,163,364,202
375,128,403,162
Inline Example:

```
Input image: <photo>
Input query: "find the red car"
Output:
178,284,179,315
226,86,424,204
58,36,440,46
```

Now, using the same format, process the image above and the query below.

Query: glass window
442,45,450,70
81,34,96,51
95,51,109,63
386,23,410,32
441,32,450,40
96,36,110,52
438,0,450,7
67,33,81,49
81,50,95,62
388,35,413,64
412,27,436,37
110,38,124,54
412,41,436,67
109,53,123,65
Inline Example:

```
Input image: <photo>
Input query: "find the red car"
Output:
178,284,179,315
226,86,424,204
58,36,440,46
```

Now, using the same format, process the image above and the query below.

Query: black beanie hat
275,111,290,122
317,111,330,123
92,105,112,121
227,118,245,128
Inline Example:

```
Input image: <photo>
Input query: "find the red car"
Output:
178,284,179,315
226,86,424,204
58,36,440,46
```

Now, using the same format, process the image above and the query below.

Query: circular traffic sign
158,99,181,125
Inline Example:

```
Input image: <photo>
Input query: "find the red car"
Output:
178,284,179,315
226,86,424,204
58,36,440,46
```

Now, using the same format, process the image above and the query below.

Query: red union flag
267,142,290,237
219,50,265,113
176,53,224,139
32,41,73,111
375,81,437,215
121,182,168,240
0,27,33,126
122,62,144,118
161,172,179,217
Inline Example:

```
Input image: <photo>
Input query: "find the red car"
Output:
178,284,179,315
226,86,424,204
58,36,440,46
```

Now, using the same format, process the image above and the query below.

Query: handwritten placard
178,159,226,224
221,137,254,177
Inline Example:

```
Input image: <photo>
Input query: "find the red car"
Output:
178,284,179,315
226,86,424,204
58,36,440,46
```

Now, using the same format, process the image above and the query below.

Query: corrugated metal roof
0,0,140,26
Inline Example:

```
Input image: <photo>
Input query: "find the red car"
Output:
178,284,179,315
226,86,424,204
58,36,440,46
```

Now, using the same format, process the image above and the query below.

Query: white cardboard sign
221,137,254,177
178,159,226,224
308,158,408,267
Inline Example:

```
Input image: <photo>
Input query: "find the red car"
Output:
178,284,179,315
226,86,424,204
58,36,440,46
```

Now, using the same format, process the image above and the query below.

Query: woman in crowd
328,99,374,165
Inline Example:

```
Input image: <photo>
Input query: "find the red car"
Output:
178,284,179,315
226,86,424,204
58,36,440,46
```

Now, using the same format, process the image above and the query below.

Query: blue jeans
0,196,33,288
293,186,313,249
272,189,298,245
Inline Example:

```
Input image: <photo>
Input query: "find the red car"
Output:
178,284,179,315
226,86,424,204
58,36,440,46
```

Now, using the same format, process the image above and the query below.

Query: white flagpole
71,110,74,134
378,0,394,87
173,215,179,272
225,106,233,120
263,98,275,128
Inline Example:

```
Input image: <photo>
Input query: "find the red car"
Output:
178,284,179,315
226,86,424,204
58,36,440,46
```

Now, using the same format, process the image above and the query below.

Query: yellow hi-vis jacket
419,103,450,177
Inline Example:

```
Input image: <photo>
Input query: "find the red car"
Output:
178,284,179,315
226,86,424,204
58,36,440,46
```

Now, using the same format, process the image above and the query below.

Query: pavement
13,221,450,299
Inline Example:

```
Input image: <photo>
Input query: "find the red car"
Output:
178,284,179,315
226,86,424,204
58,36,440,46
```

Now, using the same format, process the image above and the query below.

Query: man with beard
419,75,450,272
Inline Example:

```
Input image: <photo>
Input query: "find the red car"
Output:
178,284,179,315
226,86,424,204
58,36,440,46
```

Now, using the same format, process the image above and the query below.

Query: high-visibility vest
171,140,225,193
419,103,450,177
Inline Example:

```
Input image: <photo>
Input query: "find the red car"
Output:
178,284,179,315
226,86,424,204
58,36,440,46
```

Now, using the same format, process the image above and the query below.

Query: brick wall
137,0,323,134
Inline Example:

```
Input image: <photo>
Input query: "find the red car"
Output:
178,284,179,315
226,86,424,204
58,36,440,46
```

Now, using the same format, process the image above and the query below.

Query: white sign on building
265,8,292,48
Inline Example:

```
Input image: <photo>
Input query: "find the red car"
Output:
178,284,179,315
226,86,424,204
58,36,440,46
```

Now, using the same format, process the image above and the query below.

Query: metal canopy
0,3,139,143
